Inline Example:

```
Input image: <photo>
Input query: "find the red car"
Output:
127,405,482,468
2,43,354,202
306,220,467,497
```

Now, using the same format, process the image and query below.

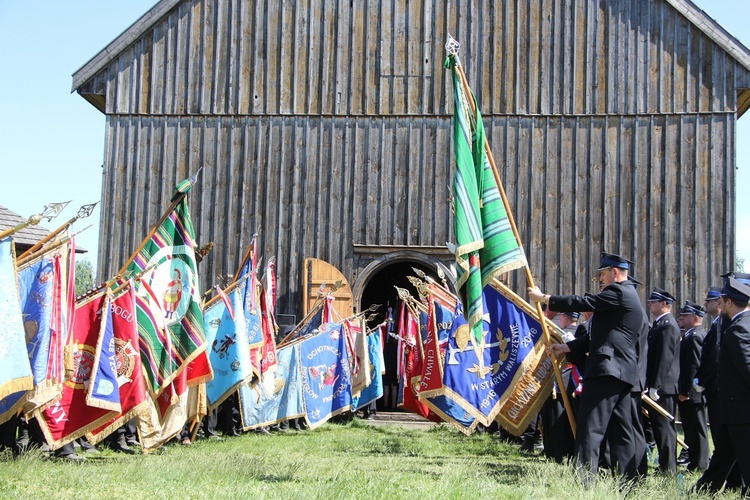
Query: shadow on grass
484,461,528,484
248,457,305,483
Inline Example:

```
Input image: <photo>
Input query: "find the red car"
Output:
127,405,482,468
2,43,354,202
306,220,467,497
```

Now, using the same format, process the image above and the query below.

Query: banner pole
453,58,576,437
18,202,99,260
117,195,184,275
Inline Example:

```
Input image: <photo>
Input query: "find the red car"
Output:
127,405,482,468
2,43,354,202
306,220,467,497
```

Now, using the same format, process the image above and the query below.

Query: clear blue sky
0,0,748,274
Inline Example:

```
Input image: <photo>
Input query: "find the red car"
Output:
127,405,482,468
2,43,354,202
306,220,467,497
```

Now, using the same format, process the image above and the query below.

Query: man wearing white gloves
645,287,680,474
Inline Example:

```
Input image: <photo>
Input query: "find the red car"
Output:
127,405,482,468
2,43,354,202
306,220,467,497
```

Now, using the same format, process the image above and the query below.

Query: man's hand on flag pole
527,287,546,303
546,343,570,360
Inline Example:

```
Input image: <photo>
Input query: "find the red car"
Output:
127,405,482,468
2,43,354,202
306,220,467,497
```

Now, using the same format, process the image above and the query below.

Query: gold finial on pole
0,201,71,240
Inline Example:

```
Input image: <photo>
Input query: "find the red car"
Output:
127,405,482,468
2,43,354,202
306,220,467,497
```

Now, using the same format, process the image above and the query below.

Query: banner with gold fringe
34,291,118,449
87,283,149,445
0,237,33,424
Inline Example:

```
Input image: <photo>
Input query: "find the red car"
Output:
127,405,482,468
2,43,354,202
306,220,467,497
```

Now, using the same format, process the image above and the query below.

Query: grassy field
0,419,741,499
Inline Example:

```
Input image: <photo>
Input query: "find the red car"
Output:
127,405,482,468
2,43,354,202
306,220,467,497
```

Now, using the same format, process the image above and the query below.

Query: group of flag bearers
530,254,750,494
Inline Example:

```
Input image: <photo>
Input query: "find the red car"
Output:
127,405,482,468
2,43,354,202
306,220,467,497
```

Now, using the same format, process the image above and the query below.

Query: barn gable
73,0,750,317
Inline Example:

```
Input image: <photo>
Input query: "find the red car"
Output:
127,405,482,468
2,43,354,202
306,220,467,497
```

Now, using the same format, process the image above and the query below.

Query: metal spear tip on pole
411,267,426,279
29,200,71,225
188,167,203,187
445,34,460,57
76,201,99,219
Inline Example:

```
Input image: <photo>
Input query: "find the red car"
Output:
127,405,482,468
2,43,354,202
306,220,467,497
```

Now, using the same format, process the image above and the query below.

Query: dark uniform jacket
646,313,680,395
718,311,750,425
567,322,590,375
634,319,650,393
678,326,705,402
550,280,645,387
697,318,721,395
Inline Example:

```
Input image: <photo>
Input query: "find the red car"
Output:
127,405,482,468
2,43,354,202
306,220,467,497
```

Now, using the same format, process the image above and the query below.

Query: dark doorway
360,260,444,329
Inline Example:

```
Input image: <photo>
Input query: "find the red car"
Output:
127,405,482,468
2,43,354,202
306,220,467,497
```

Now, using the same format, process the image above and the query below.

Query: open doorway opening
358,259,448,413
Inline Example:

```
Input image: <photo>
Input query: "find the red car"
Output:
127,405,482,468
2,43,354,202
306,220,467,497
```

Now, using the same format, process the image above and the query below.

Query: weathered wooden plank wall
84,0,747,318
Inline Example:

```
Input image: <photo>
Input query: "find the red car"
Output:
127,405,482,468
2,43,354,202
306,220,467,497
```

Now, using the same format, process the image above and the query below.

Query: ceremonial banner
238,343,304,429
86,293,121,412
35,292,117,449
446,55,526,343
397,304,435,420
137,368,189,453
204,287,253,410
416,300,446,398
440,286,552,431
125,189,209,395
87,285,149,445
299,323,352,429
0,256,55,420
347,318,371,397
279,298,326,346
352,328,384,411
258,283,279,393
239,251,263,350
0,237,33,423
415,300,477,434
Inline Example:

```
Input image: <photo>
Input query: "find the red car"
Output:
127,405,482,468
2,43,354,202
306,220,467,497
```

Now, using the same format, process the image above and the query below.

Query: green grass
0,420,742,499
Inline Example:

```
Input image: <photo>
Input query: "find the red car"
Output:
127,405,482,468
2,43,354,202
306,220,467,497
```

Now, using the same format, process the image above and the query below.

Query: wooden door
302,258,354,320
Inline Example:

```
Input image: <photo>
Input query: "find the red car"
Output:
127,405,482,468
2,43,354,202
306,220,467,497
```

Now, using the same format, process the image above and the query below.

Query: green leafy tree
75,259,95,297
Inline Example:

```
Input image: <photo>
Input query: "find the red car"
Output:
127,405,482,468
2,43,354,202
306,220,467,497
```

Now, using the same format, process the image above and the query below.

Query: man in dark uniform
530,252,645,484
697,286,723,449
628,275,650,477
677,301,709,472
695,277,750,494
645,287,680,474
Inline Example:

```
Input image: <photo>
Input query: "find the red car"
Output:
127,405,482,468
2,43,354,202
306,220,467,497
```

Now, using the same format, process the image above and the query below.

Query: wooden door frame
352,250,456,311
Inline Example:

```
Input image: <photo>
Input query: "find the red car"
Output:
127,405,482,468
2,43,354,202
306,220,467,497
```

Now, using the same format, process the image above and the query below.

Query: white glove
693,378,705,392
648,387,660,401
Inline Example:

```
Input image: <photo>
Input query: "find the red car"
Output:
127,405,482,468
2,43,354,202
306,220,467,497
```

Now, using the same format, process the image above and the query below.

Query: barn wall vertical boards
74,0,750,318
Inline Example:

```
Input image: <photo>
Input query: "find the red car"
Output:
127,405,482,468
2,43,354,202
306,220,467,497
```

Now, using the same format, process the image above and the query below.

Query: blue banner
419,300,478,435
0,237,33,422
0,257,55,418
204,288,254,409
299,323,352,429
237,343,304,429
442,286,545,425
86,298,121,411
422,394,477,433
352,329,384,410
434,301,455,345
238,260,263,348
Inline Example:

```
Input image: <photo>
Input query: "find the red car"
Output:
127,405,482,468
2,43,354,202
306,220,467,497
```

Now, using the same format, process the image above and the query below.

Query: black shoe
111,442,136,454
520,441,535,452
255,427,271,435
677,450,689,465
57,453,86,462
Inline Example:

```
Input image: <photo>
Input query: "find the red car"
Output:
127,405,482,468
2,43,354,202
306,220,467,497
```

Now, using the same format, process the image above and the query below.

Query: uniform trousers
630,392,648,477
650,394,677,473
678,399,709,471
574,376,637,482
704,392,720,449
696,422,750,494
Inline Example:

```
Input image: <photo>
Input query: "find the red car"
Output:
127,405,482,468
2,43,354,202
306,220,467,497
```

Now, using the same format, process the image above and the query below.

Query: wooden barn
72,0,750,322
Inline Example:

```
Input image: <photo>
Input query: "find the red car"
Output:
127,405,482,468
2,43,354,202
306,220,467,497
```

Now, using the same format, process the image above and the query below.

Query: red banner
35,292,117,450
87,285,148,445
